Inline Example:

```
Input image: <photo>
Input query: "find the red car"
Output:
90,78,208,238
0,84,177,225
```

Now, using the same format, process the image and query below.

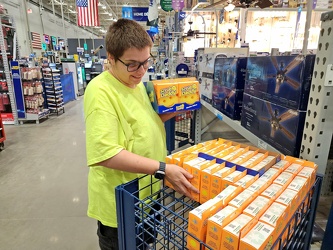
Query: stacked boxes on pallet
164,138,317,250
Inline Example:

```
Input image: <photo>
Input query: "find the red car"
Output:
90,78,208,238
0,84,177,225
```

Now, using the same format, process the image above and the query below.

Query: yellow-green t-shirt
84,71,166,227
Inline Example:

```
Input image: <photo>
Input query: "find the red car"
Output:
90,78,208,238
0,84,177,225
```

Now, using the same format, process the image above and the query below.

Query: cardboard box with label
221,214,254,250
205,206,241,250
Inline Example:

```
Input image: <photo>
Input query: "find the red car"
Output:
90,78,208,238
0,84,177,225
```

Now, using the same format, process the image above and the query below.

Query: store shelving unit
42,66,65,116
0,14,18,125
200,100,280,153
0,111,5,150
18,67,49,124
197,10,333,184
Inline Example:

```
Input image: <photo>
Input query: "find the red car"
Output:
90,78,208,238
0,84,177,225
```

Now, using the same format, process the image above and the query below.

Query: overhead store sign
160,0,173,12
172,0,185,11
122,6,149,22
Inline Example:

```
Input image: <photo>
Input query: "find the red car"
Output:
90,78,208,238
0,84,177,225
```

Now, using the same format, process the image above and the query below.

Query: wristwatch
154,162,166,180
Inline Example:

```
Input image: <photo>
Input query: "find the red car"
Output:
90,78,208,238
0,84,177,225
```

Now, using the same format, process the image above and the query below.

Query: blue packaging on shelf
212,57,247,120
241,93,306,156
244,55,315,110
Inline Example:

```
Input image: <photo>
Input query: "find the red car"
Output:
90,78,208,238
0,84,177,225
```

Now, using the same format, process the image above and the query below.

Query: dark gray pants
97,221,119,250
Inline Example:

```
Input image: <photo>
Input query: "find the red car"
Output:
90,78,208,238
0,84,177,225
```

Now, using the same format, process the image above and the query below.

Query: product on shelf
212,57,247,120
241,93,306,156
20,67,47,116
244,55,316,111
42,65,65,116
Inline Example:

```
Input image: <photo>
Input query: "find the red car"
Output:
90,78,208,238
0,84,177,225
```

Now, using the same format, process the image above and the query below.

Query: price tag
258,139,268,150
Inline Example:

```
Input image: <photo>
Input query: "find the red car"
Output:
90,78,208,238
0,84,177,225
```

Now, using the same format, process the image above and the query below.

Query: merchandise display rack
0,111,5,150
42,66,65,116
18,67,49,124
0,14,18,125
116,174,322,250
196,10,333,194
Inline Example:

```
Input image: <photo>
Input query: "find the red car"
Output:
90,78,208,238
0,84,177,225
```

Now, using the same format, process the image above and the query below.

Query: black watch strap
154,162,166,180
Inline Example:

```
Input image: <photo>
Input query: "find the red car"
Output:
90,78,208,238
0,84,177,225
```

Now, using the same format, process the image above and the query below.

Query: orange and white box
178,79,200,107
271,160,291,172
221,214,254,250
214,184,243,207
205,206,241,250
251,156,276,171
247,178,271,195
234,174,259,189
259,202,289,244
214,145,240,159
228,189,256,210
243,196,272,219
191,160,216,202
200,162,225,204
221,170,247,190
286,176,308,200
273,172,294,189
259,168,280,184
275,189,300,216
183,156,207,174
284,163,303,176
297,166,316,189
210,166,236,199
240,221,275,250
222,147,247,161
261,183,284,201
242,153,265,168
231,150,256,165
187,198,223,250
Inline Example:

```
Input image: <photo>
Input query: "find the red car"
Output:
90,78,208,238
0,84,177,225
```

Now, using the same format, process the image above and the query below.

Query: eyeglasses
116,57,154,72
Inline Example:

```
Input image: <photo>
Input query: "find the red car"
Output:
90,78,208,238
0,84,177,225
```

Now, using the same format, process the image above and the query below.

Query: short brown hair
105,19,153,59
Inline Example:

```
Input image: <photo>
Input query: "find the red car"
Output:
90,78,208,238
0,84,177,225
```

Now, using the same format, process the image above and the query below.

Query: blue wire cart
116,174,322,250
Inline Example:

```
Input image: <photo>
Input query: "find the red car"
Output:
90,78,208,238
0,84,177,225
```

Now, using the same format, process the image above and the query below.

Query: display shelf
0,14,18,125
0,111,5,150
18,109,50,125
42,66,65,116
200,100,280,153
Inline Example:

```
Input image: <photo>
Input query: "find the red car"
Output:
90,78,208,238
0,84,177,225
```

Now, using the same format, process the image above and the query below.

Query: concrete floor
0,98,331,250
0,98,98,250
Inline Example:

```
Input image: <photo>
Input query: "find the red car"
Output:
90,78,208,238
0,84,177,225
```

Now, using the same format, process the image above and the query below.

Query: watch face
154,170,165,180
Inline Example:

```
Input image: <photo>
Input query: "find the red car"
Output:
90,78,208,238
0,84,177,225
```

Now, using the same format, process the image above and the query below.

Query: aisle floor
0,98,98,250
0,98,331,250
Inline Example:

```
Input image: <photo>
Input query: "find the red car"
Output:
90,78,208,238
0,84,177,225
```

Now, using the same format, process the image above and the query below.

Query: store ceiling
33,0,165,36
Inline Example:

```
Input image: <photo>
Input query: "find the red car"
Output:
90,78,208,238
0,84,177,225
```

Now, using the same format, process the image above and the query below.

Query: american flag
76,0,100,27
31,32,42,49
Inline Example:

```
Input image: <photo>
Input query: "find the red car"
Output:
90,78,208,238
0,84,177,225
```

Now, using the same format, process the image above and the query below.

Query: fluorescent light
224,3,235,12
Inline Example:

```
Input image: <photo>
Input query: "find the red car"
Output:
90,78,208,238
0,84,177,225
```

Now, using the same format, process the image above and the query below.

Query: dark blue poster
10,61,26,118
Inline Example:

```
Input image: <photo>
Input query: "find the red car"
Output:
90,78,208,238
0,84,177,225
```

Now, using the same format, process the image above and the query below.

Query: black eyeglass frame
116,57,154,72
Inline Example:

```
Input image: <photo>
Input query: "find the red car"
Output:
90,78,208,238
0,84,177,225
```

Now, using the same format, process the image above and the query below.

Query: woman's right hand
164,164,199,199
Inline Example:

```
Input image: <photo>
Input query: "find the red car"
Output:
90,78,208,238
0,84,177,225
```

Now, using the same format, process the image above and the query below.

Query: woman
84,19,199,250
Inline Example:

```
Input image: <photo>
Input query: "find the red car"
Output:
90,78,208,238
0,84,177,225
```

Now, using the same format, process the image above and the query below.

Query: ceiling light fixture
224,3,235,11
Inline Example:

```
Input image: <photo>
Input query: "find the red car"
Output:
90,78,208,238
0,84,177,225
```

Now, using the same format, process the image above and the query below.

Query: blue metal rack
116,175,322,250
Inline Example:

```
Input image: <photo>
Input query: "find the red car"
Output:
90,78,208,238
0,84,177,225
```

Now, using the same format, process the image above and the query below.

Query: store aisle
0,98,98,250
